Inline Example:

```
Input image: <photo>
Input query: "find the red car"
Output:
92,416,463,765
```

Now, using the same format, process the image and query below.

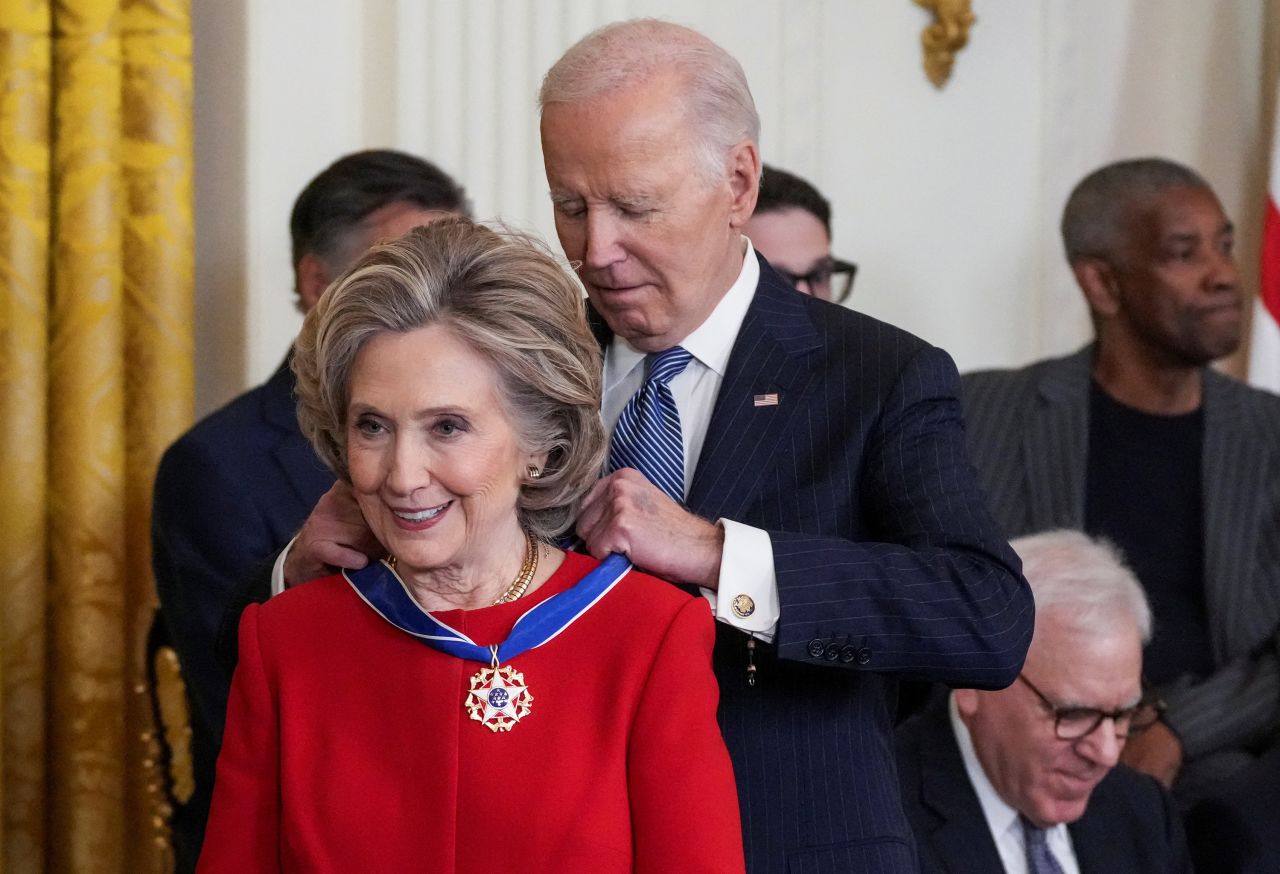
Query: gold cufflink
732,594,755,618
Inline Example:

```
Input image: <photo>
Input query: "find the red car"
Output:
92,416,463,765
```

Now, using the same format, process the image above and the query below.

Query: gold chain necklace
386,527,539,606
491,528,539,605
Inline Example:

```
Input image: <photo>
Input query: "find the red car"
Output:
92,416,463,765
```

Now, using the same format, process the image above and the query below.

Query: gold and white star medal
465,645,533,732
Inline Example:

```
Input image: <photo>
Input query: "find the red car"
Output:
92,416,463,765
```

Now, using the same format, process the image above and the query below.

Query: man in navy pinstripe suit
280,20,1034,873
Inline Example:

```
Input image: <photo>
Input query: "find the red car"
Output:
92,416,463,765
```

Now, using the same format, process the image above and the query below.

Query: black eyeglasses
774,258,857,304
1017,674,1164,740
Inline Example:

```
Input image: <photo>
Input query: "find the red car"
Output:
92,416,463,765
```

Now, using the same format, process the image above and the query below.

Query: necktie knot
607,346,692,502
1020,816,1065,874
644,346,693,386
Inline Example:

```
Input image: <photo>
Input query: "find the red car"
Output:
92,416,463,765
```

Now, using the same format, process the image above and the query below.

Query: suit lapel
916,707,1008,874
1201,370,1267,662
1025,347,1092,530
684,264,820,522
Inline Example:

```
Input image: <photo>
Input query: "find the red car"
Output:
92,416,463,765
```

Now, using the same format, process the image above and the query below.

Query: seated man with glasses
743,164,856,303
895,529,1192,873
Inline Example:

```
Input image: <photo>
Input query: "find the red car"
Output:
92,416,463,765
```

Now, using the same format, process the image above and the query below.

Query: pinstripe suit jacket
591,255,1035,874
961,346,1280,770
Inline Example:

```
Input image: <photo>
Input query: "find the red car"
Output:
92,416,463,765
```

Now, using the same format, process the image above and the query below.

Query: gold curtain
0,1,193,871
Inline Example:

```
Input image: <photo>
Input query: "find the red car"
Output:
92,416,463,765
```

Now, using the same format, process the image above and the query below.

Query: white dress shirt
600,238,779,640
949,695,1081,874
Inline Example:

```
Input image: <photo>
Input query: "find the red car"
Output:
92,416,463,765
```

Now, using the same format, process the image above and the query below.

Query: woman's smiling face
345,323,534,583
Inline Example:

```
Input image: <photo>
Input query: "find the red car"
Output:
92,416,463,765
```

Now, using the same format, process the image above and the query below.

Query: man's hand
1120,719,1184,788
576,469,725,588
283,481,382,587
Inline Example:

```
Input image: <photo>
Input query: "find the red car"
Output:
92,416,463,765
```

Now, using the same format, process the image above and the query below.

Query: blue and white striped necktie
608,346,693,502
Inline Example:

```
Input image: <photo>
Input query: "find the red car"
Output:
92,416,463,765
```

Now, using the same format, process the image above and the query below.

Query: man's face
744,207,834,299
1104,185,1242,366
540,72,758,352
956,613,1143,827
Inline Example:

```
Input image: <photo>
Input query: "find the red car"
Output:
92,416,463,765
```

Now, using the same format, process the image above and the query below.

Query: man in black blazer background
280,20,1033,873
151,149,466,870
897,530,1192,873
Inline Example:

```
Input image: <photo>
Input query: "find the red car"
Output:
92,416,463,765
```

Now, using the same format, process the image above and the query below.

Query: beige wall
192,0,1269,416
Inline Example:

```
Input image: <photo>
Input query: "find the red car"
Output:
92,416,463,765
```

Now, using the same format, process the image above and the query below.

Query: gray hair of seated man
1010,529,1152,643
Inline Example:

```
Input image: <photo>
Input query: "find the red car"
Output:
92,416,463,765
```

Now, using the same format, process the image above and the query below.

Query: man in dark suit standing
961,159,1280,866
281,21,1033,873
897,530,1192,873
151,149,466,870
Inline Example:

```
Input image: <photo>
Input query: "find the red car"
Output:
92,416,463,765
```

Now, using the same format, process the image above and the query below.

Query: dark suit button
807,639,826,658
839,645,857,663
855,647,872,665
822,643,841,661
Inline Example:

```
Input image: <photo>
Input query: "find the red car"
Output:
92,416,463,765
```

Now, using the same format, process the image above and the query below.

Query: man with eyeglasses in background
895,529,1192,874
743,164,856,303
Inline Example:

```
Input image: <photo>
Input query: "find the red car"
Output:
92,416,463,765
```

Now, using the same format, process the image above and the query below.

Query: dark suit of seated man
897,530,1192,873
150,150,467,871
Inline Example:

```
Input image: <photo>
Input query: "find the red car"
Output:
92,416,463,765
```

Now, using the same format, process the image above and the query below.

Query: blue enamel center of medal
345,552,632,665
488,688,509,708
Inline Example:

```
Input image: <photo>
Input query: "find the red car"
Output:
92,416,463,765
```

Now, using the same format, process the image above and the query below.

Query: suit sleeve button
822,643,841,661
839,645,857,663
807,639,826,658
855,647,872,665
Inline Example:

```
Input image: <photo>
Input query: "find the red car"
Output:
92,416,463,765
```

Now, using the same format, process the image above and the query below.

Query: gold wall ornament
915,0,976,88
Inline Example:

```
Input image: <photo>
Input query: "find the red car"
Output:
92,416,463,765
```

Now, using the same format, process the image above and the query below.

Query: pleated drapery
0,1,193,871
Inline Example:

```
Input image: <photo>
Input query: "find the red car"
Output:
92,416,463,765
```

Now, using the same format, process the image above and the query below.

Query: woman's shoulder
253,572,361,628
559,551,704,632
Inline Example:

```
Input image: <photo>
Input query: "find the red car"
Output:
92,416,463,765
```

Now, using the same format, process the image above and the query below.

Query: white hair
1010,530,1152,643
538,18,760,184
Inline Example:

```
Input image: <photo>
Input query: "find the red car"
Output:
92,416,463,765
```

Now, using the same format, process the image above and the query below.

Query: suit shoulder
1091,763,1176,825
961,357,1053,396
1207,369,1280,430
161,380,281,463
1097,762,1165,798
960,351,1089,415
811,300,932,362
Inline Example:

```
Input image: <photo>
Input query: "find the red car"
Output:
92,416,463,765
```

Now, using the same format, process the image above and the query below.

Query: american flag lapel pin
753,392,779,407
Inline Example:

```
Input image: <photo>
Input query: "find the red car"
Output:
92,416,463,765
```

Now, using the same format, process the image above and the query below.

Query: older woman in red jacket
198,219,743,873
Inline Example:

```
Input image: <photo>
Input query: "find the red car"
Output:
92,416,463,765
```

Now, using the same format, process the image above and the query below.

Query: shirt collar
604,238,758,390
949,693,1022,844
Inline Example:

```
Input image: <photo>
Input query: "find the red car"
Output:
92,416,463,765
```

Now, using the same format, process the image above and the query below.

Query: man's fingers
314,542,372,571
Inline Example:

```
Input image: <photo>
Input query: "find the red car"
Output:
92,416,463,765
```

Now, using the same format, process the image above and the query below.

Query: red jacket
199,551,744,873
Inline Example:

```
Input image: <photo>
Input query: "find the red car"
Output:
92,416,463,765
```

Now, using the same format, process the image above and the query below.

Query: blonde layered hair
293,218,605,541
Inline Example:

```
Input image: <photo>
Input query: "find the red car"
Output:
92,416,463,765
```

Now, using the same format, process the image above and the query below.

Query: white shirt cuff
270,537,295,597
700,519,779,642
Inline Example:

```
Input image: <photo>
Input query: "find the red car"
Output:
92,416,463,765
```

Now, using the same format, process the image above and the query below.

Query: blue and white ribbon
344,553,631,664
